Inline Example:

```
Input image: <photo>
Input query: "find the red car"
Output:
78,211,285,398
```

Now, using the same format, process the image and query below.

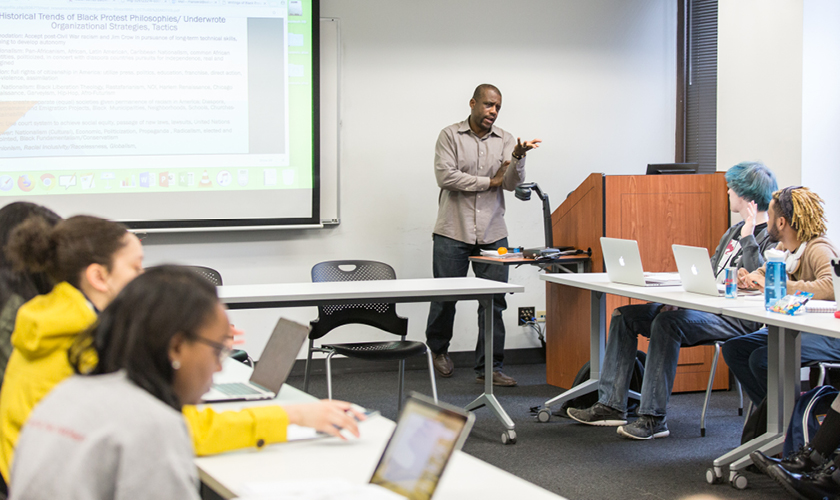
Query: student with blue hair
568,161,778,440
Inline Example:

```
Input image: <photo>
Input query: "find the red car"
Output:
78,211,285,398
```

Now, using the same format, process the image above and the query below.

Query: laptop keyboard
213,383,265,396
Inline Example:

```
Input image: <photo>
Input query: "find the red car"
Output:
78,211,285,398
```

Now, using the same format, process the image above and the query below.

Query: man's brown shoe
433,352,454,378
476,370,517,387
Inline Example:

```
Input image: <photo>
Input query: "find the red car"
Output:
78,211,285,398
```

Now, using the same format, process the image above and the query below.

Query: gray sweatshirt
709,221,775,278
10,372,199,500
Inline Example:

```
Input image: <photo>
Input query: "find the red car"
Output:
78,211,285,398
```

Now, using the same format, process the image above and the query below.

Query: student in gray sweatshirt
9,265,363,500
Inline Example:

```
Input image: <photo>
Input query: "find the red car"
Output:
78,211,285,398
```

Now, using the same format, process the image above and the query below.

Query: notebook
201,318,311,403
369,393,475,500
805,300,838,314
600,237,681,287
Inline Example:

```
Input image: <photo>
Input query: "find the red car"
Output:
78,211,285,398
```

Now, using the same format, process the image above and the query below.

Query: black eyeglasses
193,336,234,363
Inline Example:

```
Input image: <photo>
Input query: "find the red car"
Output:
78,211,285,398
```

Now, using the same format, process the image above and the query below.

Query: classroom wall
141,0,679,358
801,0,840,243
719,0,838,242
717,0,803,190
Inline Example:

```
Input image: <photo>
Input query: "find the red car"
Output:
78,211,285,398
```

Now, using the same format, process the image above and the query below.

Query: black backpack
557,350,647,417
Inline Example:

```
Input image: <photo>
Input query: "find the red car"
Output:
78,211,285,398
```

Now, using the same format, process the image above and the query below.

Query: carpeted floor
287,362,792,500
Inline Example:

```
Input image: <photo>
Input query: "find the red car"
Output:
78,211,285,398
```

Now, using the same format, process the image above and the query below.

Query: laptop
600,237,681,287
369,393,475,500
201,318,311,403
672,244,724,296
673,244,765,297
832,259,840,309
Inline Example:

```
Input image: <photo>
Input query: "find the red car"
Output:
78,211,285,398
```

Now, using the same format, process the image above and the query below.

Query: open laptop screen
370,395,474,500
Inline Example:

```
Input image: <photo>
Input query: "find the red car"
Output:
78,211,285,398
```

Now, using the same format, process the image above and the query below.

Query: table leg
465,296,516,440
542,290,607,410
712,325,801,473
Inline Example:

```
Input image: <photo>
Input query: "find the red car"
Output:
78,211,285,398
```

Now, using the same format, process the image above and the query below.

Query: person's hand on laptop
284,400,367,440
737,268,764,290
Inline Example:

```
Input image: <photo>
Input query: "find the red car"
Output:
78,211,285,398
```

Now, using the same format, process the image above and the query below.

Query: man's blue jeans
425,234,508,374
722,328,840,406
598,303,760,417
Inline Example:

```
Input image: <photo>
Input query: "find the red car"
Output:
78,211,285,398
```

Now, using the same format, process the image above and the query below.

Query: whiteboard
319,17,340,224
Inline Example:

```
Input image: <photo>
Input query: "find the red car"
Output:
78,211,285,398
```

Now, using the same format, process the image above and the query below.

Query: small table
468,253,591,274
217,277,525,444
196,360,568,500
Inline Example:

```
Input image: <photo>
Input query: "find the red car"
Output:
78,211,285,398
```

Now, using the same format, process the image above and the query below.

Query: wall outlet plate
536,310,546,323
518,307,535,326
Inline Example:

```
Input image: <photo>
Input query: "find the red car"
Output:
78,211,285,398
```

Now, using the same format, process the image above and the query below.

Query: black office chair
185,265,223,287
303,260,438,411
183,265,252,367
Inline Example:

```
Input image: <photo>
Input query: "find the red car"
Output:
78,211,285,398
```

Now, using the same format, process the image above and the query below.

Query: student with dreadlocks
722,186,838,408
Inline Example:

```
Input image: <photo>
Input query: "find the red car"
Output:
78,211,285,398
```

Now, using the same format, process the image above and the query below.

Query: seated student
10,266,364,500
750,391,840,499
568,161,778,439
0,216,361,484
722,186,839,407
0,203,61,387
0,202,61,492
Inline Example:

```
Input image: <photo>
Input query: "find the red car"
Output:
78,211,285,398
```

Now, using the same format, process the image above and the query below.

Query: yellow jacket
0,282,289,482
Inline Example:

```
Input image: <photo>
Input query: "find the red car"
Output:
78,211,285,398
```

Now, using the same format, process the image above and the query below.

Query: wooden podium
545,173,731,392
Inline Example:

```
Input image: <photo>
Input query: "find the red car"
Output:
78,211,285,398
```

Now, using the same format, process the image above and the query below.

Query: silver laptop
673,244,765,297
600,237,681,287
832,259,840,307
370,393,475,500
672,244,723,296
201,318,311,403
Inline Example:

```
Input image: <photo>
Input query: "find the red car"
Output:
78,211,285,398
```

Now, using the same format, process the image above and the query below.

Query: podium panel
546,173,730,391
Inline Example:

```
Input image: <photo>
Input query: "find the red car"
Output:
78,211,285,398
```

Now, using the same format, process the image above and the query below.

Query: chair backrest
185,266,223,286
309,260,407,339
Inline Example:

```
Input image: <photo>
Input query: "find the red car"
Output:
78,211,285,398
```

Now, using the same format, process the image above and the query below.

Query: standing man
425,84,541,387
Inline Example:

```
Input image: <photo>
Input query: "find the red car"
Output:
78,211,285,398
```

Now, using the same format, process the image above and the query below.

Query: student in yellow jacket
0,214,362,483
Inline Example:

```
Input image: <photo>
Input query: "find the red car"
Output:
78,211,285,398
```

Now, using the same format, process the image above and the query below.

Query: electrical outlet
518,307,535,326
536,310,546,323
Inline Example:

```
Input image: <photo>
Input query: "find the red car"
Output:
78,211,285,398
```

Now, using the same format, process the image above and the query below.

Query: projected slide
0,0,317,227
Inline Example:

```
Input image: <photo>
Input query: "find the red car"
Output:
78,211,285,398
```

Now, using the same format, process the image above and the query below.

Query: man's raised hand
514,138,542,157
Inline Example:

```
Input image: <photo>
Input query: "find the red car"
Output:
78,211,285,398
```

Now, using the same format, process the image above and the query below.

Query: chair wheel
730,472,748,490
537,409,551,423
705,468,723,484
501,430,517,445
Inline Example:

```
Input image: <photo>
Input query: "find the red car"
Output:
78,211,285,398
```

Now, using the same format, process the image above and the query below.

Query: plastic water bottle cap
765,248,785,262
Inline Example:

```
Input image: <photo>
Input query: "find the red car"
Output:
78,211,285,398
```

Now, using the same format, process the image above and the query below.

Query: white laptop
201,318,311,403
600,237,681,287
673,244,765,297
672,244,725,296
832,259,840,308
370,393,475,500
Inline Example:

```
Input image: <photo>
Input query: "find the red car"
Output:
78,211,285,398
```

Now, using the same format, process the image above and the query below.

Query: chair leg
325,351,335,400
304,339,315,393
701,343,722,437
743,400,754,429
818,364,827,387
425,348,438,403
398,359,406,413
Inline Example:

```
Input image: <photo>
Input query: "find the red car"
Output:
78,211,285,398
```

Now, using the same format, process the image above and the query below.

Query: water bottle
764,249,787,310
